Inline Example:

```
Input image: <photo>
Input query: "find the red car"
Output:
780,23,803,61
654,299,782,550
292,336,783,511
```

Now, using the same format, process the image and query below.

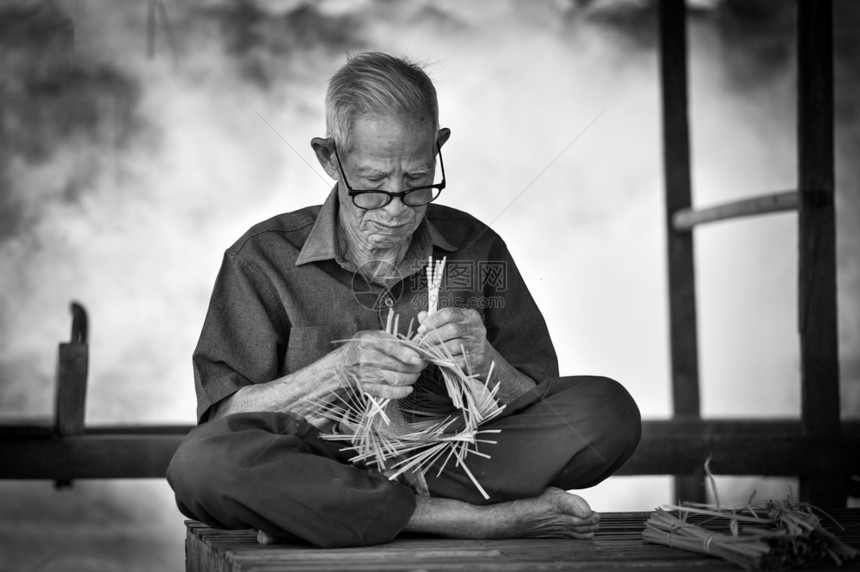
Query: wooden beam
623,418,860,477
619,434,859,478
659,0,704,504
796,0,843,506
3,420,856,486
672,191,798,232
2,430,856,482
0,433,187,479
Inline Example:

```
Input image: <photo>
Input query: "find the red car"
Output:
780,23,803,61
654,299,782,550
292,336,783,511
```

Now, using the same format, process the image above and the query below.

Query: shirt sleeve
482,240,559,384
193,251,289,423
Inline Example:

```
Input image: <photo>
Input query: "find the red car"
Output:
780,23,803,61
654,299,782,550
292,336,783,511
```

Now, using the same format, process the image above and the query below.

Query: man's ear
311,137,339,180
436,127,452,149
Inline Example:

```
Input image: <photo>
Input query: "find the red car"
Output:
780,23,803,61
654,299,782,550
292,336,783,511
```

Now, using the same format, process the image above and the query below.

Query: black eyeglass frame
333,144,446,210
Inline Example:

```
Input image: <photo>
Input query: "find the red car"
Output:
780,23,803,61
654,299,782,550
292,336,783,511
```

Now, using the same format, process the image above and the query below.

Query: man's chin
367,233,410,250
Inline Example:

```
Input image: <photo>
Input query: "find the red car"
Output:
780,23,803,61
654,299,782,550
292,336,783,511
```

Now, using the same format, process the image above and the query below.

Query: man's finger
416,306,459,334
417,321,477,348
380,343,425,368
361,337,424,370
360,353,419,374
362,381,414,400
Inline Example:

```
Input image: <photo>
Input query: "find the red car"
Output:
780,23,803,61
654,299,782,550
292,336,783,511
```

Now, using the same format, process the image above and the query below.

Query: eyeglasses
333,145,446,210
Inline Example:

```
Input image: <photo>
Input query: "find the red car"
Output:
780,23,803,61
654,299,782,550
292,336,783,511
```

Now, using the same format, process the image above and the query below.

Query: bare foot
407,487,600,540
491,487,600,540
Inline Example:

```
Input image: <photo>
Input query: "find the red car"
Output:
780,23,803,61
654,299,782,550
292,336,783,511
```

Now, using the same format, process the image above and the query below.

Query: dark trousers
166,376,641,548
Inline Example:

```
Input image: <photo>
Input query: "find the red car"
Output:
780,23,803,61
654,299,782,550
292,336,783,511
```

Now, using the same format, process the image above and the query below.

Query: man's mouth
371,220,408,231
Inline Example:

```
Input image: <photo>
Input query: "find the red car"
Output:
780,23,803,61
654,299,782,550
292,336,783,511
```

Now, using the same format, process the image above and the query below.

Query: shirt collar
295,186,458,269
294,186,341,266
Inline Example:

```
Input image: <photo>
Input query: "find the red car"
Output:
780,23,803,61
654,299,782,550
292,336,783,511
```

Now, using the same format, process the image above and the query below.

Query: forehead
347,113,435,161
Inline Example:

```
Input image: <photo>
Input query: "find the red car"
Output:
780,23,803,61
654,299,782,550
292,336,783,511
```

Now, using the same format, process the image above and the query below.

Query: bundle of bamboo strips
642,461,857,569
313,257,504,499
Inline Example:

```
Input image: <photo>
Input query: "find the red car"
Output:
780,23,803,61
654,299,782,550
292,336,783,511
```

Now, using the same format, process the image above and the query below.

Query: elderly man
167,52,641,548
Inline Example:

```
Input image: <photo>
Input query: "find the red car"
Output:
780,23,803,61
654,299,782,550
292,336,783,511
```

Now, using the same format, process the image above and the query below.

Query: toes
257,530,284,545
257,530,273,545
545,488,593,519
566,493,593,519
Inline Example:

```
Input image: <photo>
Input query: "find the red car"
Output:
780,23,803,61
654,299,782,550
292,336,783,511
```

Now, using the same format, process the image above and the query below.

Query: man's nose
382,193,409,216
382,178,411,215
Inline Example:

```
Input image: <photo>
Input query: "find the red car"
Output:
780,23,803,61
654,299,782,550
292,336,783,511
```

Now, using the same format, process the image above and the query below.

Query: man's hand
342,331,426,399
416,308,489,375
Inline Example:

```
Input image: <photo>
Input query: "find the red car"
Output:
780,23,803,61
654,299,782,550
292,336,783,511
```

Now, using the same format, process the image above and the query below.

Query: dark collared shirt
193,187,559,422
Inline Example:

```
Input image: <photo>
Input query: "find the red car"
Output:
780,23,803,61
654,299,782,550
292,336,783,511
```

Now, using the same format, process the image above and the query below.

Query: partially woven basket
314,257,505,498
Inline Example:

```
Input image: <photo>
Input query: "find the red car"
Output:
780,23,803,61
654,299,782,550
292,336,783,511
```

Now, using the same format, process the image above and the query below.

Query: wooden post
54,302,89,489
796,0,844,506
55,302,88,437
659,0,705,503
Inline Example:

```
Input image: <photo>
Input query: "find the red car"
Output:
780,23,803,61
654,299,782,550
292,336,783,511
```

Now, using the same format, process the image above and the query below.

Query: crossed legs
167,376,640,547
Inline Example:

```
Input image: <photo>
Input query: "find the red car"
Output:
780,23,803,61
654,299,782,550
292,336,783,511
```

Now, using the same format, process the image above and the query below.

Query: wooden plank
796,0,844,506
184,511,860,572
672,191,798,231
659,0,704,505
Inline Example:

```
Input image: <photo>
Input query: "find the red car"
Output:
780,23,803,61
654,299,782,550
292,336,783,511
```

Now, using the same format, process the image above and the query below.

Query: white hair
325,52,439,152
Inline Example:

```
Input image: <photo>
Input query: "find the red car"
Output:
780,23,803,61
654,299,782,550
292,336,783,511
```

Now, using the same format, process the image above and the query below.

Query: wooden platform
185,510,860,571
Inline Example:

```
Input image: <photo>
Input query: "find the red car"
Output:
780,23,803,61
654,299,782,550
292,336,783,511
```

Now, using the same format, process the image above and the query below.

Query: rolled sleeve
194,252,289,422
